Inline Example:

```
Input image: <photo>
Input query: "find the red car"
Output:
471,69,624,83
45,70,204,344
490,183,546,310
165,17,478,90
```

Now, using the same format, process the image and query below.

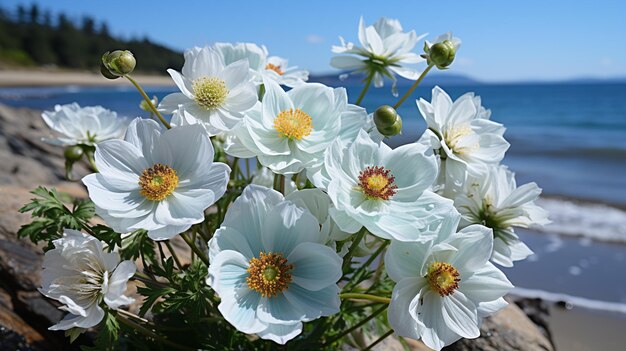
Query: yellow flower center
443,124,478,155
246,252,293,297
265,63,284,75
427,261,460,296
138,164,179,201
358,166,398,200
192,76,228,110
274,108,313,140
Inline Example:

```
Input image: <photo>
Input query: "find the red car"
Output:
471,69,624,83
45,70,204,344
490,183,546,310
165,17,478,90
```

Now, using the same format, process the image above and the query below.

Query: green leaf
81,311,120,351
121,230,156,261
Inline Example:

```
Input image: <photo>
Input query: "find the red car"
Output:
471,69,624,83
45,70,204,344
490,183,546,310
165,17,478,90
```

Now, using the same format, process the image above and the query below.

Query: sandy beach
0,69,175,87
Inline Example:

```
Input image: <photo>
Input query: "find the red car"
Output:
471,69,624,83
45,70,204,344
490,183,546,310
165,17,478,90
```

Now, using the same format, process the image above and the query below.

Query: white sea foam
511,287,626,315
534,197,626,244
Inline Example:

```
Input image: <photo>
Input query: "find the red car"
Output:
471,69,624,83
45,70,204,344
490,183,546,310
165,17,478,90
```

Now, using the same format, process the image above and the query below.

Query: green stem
355,73,374,106
363,329,394,351
133,272,168,288
165,241,183,269
231,157,239,181
339,293,391,304
393,64,434,109
126,75,171,129
273,173,285,193
85,152,98,172
115,314,194,351
245,158,251,180
322,304,387,347
344,240,389,292
181,232,209,266
342,228,367,271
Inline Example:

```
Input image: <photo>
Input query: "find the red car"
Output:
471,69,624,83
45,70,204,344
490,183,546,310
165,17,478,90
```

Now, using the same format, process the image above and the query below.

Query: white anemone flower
158,46,257,135
39,229,136,330
331,17,427,92
82,118,230,240
41,103,127,146
417,86,510,198
207,185,342,344
262,56,309,88
454,165,550,267
321,129,454,242
286,188,352,243
232,78,344,174
214,42,309,88
385,214,513,350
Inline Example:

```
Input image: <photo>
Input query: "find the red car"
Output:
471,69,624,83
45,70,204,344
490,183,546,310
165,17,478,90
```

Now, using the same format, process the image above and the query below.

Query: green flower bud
379,118,402,137
100,62,119,80
63,145,84,162
427,40,457,69
102,50,136,77
373,105,402,137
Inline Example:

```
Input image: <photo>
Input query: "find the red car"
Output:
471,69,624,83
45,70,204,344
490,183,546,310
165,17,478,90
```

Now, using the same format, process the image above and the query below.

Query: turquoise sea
1,81,626,314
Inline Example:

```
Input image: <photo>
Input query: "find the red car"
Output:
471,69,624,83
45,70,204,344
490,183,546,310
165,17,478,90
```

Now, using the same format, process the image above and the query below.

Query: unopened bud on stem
423,40,457,69
101,50,136,78
374,105,403,137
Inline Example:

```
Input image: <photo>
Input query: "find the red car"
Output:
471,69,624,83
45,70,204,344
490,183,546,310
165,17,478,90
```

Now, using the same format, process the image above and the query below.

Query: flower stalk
125,75,171,129
393,63,434,109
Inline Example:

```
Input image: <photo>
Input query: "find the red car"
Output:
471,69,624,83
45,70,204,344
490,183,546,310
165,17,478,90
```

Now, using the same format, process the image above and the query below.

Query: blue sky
4,0,626,82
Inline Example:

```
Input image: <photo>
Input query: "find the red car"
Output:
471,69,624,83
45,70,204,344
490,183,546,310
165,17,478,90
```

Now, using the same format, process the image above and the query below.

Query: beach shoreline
0,69,175,87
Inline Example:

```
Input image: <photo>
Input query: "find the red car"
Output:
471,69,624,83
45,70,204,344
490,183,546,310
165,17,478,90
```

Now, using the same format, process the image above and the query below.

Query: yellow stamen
443,124,478,155
138,164,179,201
192,76,228,110
427,261,460,296
247,252,293,297
358,166,398,200
274,108,313,140
265,63,284,75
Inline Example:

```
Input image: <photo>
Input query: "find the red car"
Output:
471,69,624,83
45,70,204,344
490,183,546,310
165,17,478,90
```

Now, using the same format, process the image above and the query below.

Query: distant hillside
310,72,481,87
0,4,183,73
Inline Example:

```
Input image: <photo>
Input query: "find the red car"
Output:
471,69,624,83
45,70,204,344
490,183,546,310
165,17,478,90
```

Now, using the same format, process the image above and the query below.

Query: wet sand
0,69,174,87
550,305,626,351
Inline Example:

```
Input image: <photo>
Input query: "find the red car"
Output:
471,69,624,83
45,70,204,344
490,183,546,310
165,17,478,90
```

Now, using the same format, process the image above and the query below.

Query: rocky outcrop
443,300,554,351
0,104,90,186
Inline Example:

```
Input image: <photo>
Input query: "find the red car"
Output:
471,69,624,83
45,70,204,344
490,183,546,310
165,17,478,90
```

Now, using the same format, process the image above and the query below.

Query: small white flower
321,129,454,242
207,185,342,344
41,103,127,146
39,229,136,331
262,56,309,88
331,17,426,91
214,42,309,88
82,118,230,240
251,167,297,195
232,78,345,174
385,214,513,350
158,46,257,135
417,86,509,197
454,165,550,267
285,188,352,243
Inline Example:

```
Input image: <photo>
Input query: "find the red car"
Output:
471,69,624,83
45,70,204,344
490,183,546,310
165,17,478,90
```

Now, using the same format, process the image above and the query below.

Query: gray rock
443,301,554,351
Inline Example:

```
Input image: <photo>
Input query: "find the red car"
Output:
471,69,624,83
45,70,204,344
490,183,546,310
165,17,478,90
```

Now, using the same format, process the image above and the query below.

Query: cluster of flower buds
373,105,403,137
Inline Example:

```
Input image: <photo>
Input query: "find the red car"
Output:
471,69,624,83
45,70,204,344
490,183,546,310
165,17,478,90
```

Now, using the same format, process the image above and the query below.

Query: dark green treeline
0,4,183,73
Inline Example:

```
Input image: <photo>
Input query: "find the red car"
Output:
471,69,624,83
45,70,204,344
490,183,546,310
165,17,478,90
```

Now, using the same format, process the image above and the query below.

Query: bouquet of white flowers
20,16,548,351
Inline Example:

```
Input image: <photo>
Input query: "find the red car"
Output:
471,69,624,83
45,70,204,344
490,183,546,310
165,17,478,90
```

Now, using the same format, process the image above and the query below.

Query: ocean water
1,81,626,311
